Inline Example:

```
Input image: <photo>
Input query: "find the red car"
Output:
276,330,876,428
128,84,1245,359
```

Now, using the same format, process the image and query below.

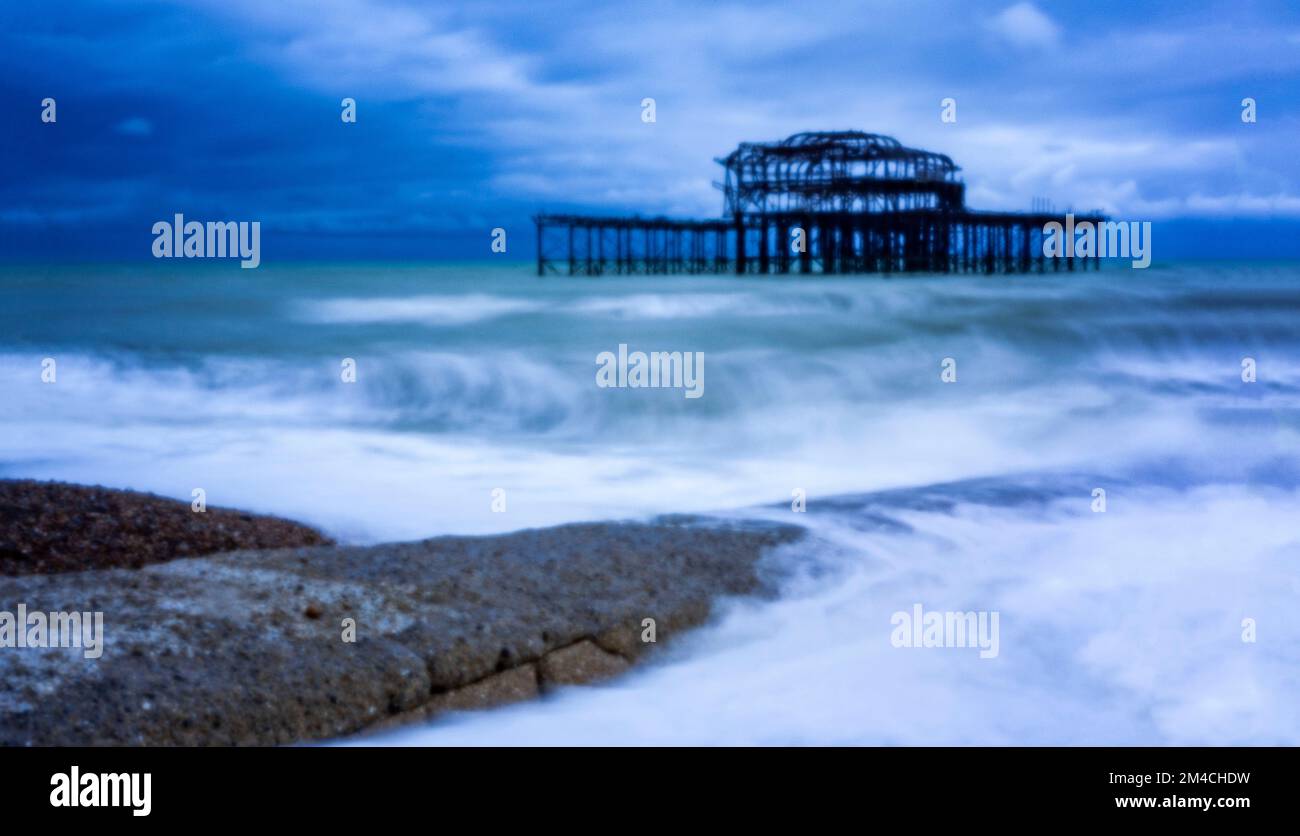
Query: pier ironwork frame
535,132,1103,276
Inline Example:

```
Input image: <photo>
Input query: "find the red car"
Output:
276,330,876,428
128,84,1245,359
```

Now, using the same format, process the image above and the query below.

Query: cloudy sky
3,0,1299,259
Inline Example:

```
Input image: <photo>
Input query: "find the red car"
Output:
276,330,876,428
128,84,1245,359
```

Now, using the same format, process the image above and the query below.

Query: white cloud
177,0,1300,220
987,2,1061,49
194,0,588,101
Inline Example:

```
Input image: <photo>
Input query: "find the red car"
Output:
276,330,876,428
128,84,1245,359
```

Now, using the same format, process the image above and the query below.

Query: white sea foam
297,288,872,326
299,294,547,325
360,483,1300,745
0,343,1236,543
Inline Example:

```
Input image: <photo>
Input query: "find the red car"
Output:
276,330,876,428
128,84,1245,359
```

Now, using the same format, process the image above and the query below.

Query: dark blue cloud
3,0,1299,261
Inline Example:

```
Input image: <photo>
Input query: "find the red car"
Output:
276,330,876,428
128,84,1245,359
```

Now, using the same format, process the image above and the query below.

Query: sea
3,260,1298,744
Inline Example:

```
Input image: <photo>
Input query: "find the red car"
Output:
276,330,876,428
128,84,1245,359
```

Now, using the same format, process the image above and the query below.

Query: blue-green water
4,260,1299,743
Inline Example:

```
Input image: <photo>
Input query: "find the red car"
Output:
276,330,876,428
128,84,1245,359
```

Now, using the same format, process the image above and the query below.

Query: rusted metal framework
535,131,1102,276
720,131,964,215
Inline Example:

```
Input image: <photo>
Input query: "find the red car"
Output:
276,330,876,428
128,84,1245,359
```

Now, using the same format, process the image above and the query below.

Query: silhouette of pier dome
718,131,964,215
724,131,959,176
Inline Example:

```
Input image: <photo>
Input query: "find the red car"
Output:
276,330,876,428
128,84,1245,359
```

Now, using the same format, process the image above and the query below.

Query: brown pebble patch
0,479,332,576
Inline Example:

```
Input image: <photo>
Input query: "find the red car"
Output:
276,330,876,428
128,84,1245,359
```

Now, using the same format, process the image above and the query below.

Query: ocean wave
295,288,872,326
0,351,589,436
363,477,1300,745
566,290,859,320
298,294,548,326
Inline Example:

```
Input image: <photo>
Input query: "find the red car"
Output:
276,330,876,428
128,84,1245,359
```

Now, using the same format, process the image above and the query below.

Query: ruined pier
535,132,1103,276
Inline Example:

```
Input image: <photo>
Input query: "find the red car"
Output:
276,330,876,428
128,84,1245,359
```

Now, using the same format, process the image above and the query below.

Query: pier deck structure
535,132,1103,276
